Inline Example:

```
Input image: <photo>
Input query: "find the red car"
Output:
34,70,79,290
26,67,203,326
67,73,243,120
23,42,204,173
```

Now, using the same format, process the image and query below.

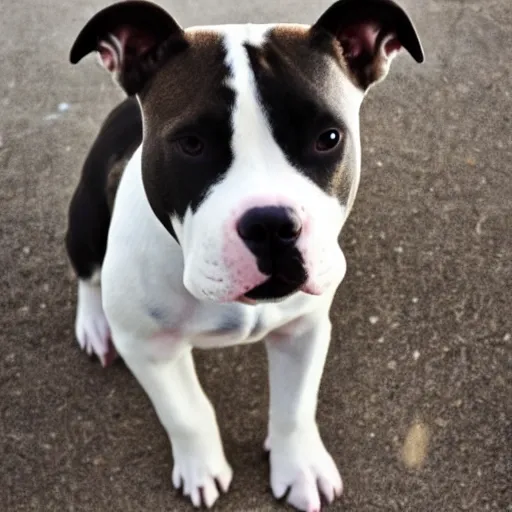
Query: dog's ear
70,1,186,95
312,0,424,89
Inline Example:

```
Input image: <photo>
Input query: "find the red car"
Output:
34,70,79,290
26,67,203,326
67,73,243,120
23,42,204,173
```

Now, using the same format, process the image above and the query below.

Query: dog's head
71,0,423,303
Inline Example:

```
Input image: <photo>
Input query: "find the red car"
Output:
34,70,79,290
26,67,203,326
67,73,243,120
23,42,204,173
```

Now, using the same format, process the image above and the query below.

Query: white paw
75,279,116,367
171,436,233,508
268,427,342,512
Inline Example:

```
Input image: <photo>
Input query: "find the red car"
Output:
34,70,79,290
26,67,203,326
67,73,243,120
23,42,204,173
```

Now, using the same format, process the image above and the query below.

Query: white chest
178,292,320,349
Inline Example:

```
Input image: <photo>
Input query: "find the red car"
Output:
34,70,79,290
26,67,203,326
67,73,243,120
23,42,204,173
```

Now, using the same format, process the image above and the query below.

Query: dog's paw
268,427,342,511
75,280,117,367
171,437,233,508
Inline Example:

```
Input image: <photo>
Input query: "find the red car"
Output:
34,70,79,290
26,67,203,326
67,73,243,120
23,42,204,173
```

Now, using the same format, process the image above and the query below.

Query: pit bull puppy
66,0,423,509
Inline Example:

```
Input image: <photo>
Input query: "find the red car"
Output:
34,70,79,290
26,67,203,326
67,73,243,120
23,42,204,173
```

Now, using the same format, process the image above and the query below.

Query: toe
287,471,321,512
317,476,334,504
76,329,86,350
85,337,93,356
318,453,343,498
202,480,220,508
215,464,233,493
190,486,201,508
270,476,289,500
172,466,182,490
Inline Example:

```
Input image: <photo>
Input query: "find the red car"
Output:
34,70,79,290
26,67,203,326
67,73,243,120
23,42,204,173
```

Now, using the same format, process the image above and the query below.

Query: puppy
66,0,423,509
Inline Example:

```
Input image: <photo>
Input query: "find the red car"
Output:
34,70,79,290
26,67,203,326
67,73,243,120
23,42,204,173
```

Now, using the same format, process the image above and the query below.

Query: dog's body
66,1,423,509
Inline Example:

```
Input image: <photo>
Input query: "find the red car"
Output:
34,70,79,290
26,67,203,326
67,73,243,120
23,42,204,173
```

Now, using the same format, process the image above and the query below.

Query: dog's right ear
70,1,187,96
313,0,423,90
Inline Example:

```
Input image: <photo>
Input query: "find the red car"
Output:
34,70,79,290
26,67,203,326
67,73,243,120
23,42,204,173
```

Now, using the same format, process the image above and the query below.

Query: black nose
237,206,302,259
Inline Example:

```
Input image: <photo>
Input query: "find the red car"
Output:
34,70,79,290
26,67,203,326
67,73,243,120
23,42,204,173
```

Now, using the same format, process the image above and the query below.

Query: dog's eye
177,136,204,156
315,129,342,152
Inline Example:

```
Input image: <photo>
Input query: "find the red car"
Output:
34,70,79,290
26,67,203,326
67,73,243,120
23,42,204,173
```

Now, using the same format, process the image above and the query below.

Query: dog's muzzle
237,206,307,300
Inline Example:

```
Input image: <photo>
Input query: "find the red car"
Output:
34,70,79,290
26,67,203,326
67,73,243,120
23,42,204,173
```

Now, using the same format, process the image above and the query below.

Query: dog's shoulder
80,97,142,212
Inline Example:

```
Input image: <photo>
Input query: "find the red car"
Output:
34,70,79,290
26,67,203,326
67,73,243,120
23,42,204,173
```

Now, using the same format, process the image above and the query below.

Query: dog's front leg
115,336,233,508
265,313,342,512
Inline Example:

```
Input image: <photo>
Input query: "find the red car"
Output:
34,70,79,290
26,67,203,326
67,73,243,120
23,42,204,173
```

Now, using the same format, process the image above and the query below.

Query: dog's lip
236,296,258,305
234,277,321,305
240,273,305,302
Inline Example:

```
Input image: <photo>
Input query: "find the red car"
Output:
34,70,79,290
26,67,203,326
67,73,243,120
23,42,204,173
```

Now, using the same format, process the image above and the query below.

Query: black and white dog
66,1,423,509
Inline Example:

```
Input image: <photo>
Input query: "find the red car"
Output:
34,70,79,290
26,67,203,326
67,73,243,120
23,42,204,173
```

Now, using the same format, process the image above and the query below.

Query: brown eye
178,136,204,156
316,129,342,152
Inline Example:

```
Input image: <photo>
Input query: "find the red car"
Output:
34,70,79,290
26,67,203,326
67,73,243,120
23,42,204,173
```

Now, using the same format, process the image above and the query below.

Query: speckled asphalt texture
1,0,511,510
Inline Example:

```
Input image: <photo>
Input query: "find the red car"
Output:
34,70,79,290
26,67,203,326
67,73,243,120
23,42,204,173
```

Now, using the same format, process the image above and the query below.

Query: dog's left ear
313,0,424,90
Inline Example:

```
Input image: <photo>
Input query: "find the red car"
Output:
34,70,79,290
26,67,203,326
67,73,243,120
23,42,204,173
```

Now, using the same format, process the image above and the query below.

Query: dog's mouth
238,251,308,303
241,270,307,303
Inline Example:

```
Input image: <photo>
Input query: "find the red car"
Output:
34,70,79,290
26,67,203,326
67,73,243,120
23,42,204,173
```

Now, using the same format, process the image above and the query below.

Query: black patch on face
245,37,349,196
153,104,235,218
140,35,236,236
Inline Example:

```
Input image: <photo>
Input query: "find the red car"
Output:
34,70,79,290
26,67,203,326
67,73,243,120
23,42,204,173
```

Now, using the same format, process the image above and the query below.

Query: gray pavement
1,0,511,510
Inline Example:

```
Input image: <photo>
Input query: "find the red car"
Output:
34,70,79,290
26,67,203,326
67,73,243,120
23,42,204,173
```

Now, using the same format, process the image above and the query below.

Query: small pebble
435,417,449,428
413,350,420,361
401,422,430,469
369,316,379,325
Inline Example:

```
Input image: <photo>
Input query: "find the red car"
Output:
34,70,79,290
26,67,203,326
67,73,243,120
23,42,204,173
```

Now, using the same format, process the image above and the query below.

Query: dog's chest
179,294,317,349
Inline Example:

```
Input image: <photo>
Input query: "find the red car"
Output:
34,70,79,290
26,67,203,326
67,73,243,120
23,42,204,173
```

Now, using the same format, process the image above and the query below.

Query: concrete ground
1,0,511,510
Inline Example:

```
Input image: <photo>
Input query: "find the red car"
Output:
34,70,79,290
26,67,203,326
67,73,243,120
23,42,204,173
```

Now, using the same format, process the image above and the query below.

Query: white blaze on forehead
220,25,288,176
186,24,288,179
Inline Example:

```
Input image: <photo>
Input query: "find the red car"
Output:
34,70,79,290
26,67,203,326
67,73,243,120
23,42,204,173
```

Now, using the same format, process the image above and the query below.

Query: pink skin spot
296,208,333,297
148,329,182,347
339,22,380,58
339,23,400,59
384,36,402,56
98,41,118,72
100,340,118,367
220,196,311,302
98,26,157,73
300,281,324,296
221,226,266,302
